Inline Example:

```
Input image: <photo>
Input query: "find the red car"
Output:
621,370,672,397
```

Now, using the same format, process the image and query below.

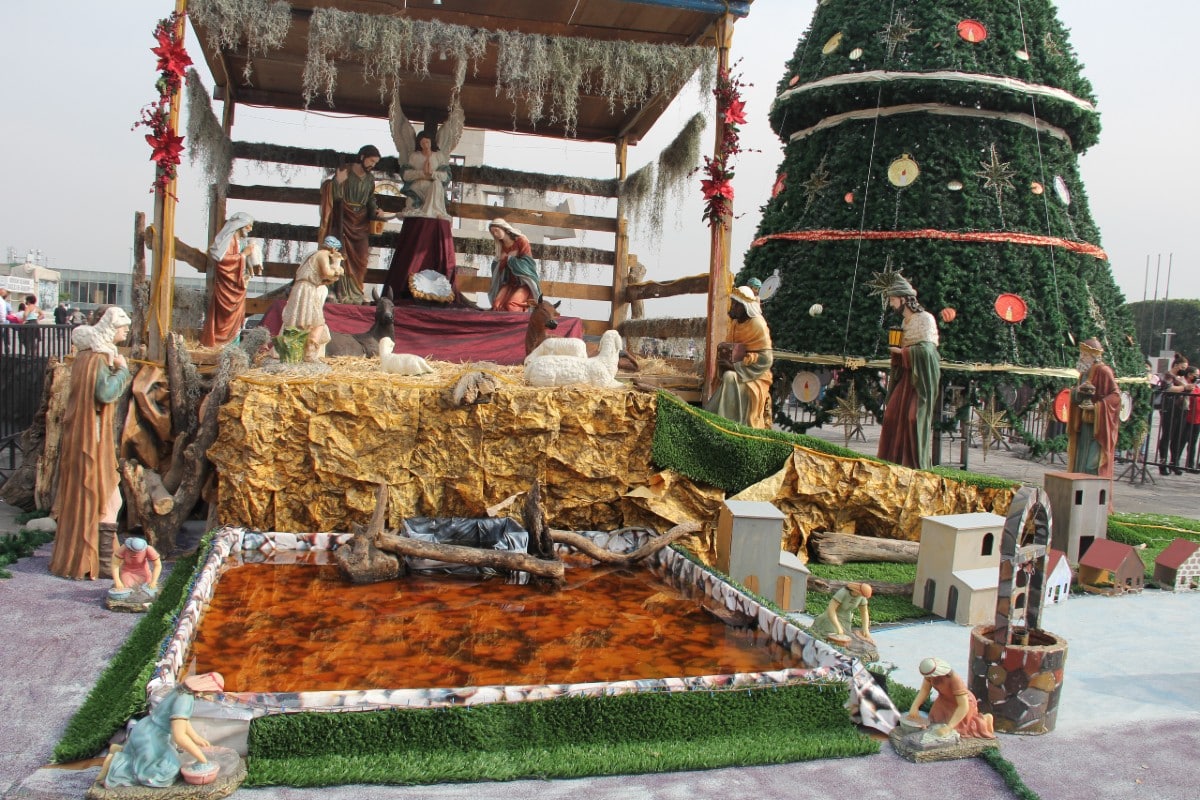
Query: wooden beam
625,273,710,302
228,143,619,198
248,221,616,265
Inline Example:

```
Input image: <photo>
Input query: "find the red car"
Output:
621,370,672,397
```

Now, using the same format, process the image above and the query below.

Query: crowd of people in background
0,291,86,327
1153,352,1200,474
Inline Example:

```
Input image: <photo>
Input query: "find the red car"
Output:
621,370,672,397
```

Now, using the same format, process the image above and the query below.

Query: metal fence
0,324,74,476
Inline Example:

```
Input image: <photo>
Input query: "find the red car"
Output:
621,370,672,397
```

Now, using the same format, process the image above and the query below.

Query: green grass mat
651,391,1016,495
246,683,877,786
1108,513,1200,580
53,535,212,763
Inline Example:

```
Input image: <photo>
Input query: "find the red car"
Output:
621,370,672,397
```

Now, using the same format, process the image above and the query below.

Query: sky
1,1,1197,317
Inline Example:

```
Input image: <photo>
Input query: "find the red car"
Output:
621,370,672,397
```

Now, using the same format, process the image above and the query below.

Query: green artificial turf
651,391,1017,495
1107,513,1200,580
804,562,926,623
980,747,1042,800
53,534,211,763
246,683,878,786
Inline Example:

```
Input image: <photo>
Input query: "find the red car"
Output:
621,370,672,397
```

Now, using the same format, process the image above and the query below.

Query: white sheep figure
524,329,623,389
378,337,435,375
524,336,587,363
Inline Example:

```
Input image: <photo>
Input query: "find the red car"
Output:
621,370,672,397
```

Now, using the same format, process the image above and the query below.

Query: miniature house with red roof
1043,549,1073,605
1076,539,1143,595
1153,539,1200,591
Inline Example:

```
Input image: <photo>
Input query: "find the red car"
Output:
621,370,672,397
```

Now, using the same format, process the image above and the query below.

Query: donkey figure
327,287,395,357
524,295,562,356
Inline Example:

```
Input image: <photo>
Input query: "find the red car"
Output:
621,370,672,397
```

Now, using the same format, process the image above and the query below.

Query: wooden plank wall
178,142,709,340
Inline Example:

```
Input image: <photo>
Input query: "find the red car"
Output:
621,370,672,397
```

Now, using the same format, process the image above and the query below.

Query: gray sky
1,0,1195,315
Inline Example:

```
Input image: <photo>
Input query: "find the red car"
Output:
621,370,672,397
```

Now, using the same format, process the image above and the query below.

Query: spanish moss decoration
655,112,707,217
305,10,489,106
303,8,712,136
466,166,617,198
185,69,233,200
623,112,707,240
188,0,292,83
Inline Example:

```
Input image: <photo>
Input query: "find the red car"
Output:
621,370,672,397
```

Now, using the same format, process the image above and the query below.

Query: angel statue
392,95,464,220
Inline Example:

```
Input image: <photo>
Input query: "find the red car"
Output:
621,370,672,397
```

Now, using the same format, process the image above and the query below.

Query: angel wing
389,92,416,167
437,98,465,154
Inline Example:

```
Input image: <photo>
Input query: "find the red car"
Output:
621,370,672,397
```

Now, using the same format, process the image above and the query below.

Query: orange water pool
189,560,799,693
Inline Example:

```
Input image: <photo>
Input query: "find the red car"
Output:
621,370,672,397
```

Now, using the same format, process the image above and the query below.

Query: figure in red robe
200,212,258,348
1067,337,1121,501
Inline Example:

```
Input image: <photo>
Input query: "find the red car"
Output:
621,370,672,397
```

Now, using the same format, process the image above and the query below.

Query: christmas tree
741,1,1140,380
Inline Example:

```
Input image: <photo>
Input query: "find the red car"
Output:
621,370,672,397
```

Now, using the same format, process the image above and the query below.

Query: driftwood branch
549,521,702,565
375,530,565,581
808,531,919,565
808,576,914,597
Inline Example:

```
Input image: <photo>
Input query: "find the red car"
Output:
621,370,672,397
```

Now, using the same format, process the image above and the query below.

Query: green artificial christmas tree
742,1,1141,386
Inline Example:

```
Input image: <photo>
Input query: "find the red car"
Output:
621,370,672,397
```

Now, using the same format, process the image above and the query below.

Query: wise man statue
1067,337,1121,486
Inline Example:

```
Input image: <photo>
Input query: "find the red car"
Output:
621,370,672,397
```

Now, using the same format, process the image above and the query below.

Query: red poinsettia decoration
152,25,192,80
699,65,751,227
723,97,747,126
133,11,189,197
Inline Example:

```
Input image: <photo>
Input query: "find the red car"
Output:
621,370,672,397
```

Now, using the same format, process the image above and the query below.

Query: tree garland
133,11,191,197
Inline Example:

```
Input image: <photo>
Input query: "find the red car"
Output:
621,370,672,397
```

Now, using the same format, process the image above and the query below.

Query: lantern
957,20,988,43
940,307,957,323
994,293,1028,323
1053,388,1071,424
887,154,920,187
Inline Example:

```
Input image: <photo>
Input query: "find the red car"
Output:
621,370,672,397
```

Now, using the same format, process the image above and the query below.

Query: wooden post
130,212,149,350
703,14,735,400
610,137,630,330
147,0,188,363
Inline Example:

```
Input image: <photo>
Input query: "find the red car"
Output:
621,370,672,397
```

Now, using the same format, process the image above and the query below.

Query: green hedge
0,529,54,578
53,534,212,763
651,391,1016,495
247,683,877,786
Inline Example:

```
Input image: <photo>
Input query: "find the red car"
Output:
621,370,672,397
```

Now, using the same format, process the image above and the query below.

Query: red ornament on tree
957,20,988,43
939,307,957,323
994,293,1028,323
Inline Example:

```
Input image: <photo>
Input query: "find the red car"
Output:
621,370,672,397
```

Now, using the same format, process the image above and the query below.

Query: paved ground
3,429,1198,800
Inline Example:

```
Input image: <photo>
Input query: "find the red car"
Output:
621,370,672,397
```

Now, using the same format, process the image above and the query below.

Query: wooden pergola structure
147,0,755,394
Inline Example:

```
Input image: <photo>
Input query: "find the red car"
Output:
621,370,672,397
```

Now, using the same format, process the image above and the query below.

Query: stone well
968,625,1068,735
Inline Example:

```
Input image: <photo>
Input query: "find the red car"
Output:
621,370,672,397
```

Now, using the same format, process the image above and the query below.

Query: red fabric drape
384,217,457,299
263,299,583,366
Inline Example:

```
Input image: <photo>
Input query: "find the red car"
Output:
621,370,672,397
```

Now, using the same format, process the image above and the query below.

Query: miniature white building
912,512,1004,626
1043,471,1109,564
715,500,809,612
1043,549,1073,605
